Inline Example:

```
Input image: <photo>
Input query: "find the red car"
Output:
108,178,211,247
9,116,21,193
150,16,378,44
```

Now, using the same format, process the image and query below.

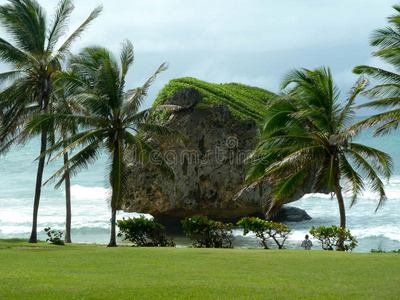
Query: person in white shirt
301,234,313,250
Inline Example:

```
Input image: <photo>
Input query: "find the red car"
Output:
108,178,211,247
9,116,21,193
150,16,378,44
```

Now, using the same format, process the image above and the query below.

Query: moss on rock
153,77,276,124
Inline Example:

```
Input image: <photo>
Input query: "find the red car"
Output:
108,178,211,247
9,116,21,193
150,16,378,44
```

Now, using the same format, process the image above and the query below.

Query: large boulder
123,78,312,225
125,88,266,222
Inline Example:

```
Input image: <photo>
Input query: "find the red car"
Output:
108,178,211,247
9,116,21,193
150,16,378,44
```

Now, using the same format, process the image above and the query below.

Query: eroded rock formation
124,86,311,225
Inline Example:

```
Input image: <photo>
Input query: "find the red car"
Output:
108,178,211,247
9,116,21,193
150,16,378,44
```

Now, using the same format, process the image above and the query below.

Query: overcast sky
0,0,398,115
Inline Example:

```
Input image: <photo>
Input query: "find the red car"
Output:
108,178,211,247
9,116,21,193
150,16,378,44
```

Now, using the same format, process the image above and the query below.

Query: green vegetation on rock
153,77,276,124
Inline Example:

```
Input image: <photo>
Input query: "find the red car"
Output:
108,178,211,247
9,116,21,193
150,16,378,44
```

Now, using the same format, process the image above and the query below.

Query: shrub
309,225,358,251
117,216,175,247
237,217,291,249
44,227,64,245
370,249,387,253
181,215,234,248
371,249,400,253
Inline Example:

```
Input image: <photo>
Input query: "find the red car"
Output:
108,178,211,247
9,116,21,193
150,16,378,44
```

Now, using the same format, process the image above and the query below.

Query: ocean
1,121,400,252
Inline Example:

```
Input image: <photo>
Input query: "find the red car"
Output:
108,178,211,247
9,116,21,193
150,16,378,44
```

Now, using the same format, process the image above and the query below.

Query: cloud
2,0,397,55
62,0,396,54
0,0,398,116
182,58,279,90
334,68,360,88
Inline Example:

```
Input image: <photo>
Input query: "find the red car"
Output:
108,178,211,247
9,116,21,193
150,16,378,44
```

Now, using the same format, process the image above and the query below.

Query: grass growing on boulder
153,77,276,124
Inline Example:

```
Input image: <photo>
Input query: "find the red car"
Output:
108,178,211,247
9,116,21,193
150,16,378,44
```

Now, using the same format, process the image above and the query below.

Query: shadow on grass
0,238,52,249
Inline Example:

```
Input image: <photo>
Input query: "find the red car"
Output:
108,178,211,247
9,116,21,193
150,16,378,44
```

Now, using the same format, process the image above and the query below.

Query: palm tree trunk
336,187,346,229
336,186,346,251
107,208,117,247
28,128,47,243
63,151,72,243
107,139,122,247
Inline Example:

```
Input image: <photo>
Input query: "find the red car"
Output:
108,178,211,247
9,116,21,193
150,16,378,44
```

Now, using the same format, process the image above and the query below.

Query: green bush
370,249,386,253
309,225,358,251
237,217,291,249
181,215,234,248
117,216,175,247
44,227,64,245
371,248,400,253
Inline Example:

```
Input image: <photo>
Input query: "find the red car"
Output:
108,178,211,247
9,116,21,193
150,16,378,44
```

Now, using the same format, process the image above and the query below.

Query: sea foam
68,185,110,201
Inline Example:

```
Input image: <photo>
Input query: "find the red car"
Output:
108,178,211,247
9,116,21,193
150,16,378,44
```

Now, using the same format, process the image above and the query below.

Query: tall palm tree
25,41,184,247
353,4,400,135
0,0,102,243
50,86,81,243
50,82,91,243
246,67,392,246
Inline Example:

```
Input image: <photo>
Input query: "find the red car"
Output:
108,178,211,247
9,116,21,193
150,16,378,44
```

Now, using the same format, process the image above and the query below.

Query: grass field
1,239,399,299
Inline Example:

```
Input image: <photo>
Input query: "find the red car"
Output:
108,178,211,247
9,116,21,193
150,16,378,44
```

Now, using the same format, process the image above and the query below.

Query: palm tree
25,41,184,247
353,4,400,135
0,0,101,243
50,87,81,243
50,83,91,243
63,148,72,243
246,67,392,247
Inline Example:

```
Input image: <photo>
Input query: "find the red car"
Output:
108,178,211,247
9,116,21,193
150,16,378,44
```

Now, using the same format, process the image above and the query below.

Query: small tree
181,215,234,248
44,227,65,245
117,216,174,247
309,225,358,251
237,217,291,249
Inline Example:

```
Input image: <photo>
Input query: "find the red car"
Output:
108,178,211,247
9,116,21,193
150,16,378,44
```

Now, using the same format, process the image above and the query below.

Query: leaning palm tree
246,67,392,248
353,4,400,135
24,41,183,247
0,0,102,243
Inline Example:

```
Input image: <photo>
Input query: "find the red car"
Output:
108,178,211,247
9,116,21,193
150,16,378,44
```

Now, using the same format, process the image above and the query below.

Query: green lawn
1,239,399,299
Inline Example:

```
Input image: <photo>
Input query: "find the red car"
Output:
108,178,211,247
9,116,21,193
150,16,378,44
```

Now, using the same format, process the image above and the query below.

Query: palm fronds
353,4,400,135
23,41,182,247
246,67,392,228
0,0,102,243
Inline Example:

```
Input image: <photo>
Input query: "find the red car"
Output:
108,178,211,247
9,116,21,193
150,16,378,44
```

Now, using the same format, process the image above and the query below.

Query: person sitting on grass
301,234,313,250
